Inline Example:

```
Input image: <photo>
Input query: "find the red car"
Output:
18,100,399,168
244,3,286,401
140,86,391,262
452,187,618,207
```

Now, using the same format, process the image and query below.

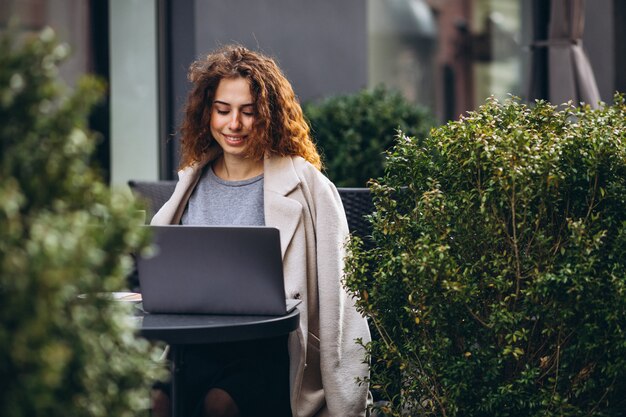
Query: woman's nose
229,113,242,130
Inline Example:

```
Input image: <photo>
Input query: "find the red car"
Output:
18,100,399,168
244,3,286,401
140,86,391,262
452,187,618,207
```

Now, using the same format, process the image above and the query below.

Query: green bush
344,96,626,416
0,27,164,417
303,86,436,187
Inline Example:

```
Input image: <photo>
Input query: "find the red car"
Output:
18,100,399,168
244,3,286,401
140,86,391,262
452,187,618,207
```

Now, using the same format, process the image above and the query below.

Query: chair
337,187,374,244
128,180,177,221
127,181,375,239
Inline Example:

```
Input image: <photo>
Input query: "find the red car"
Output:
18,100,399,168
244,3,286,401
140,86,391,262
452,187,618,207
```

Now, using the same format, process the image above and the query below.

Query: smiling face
210,77,256,161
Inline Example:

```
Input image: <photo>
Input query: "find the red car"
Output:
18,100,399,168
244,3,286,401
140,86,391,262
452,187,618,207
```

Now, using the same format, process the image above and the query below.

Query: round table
138,308,300,417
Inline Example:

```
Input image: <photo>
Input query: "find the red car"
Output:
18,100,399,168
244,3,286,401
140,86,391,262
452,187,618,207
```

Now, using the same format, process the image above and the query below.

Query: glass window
368,0,528,122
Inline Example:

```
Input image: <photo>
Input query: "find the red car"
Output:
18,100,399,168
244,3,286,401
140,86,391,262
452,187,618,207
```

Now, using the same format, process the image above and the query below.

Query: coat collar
263,154,301,196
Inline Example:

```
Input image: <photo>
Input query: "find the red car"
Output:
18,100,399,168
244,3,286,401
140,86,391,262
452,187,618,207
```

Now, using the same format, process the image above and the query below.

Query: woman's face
210,77,256,160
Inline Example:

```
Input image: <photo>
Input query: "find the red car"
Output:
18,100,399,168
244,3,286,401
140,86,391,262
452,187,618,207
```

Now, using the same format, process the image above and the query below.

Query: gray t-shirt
181,165,265,226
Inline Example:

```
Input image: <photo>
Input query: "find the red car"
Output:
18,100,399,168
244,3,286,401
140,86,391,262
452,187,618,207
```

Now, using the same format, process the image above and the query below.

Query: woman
151,45,371,417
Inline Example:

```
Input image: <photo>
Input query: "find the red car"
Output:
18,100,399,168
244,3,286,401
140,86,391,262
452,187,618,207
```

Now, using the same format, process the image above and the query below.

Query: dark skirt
155,335,292,417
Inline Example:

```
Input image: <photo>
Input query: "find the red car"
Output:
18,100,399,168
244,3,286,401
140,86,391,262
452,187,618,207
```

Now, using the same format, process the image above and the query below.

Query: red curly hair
178,45,321,170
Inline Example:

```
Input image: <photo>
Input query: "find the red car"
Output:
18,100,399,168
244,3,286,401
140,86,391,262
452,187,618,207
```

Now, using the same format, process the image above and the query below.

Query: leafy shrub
303,86,436,187
344,96,626,416
0,27,164,417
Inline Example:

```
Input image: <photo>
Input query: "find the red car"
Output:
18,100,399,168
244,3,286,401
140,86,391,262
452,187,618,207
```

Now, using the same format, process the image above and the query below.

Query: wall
193,0,368,103
109,0,159,186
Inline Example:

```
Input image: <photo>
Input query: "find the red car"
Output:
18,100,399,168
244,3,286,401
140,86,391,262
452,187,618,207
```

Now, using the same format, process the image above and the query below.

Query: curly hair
178,45,321,170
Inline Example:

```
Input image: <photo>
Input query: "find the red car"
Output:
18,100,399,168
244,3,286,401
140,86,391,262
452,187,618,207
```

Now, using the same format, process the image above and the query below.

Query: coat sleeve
150,165,201,225
313,179,371,417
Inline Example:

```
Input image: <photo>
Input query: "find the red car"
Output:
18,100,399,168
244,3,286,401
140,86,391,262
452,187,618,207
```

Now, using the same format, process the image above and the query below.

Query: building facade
2,0,624,185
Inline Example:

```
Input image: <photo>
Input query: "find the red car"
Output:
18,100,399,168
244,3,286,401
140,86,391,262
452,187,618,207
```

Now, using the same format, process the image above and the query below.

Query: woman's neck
212,155,264,181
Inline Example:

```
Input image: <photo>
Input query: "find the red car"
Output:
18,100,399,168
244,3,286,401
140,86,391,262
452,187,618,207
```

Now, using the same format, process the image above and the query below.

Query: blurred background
1,0,624,186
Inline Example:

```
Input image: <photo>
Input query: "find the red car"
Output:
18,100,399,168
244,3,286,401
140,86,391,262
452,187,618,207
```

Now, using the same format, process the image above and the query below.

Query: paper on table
112,292,143,302
78,292,142,302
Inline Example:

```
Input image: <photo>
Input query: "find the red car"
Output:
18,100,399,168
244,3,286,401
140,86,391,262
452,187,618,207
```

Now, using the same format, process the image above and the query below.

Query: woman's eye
216,109,229,115
242,111,255,117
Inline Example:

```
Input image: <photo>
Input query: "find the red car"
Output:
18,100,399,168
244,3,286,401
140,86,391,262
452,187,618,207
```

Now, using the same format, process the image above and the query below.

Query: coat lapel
264,156,302,259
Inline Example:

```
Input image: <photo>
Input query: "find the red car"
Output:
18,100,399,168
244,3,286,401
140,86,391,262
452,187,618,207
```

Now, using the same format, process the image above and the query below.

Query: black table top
138,308,300,345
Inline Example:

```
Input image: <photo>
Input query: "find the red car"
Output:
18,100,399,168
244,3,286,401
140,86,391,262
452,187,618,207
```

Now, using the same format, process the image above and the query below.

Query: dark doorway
89,0,111,183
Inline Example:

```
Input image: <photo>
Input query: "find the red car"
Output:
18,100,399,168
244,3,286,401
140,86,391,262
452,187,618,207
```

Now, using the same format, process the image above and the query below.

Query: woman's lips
223,134,246,145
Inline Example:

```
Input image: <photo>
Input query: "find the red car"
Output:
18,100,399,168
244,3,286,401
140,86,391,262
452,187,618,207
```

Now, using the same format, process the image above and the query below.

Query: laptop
137,225,301,316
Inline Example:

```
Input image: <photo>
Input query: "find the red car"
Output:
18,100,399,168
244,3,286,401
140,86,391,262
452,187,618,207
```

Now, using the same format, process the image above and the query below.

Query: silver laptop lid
137,225,290,315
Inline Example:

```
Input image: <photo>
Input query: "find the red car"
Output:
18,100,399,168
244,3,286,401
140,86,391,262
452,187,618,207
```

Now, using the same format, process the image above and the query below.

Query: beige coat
151,154,371,417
